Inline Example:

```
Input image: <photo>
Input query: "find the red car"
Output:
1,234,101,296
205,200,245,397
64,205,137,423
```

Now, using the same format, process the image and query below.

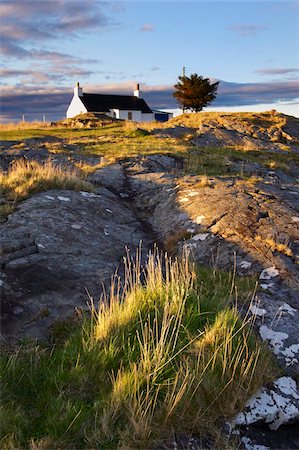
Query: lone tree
173,73,219,112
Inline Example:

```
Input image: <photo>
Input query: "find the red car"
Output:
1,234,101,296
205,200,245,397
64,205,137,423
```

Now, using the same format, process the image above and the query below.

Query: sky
1,0,299,122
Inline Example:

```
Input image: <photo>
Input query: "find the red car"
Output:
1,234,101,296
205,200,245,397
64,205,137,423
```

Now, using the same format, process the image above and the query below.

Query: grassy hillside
0,112,291,448
1,112,298,210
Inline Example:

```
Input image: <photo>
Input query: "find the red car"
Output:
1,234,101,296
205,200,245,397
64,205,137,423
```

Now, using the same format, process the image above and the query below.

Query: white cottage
66,83,172,122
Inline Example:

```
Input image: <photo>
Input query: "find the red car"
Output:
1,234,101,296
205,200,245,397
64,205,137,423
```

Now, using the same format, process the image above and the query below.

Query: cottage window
128,112,133,120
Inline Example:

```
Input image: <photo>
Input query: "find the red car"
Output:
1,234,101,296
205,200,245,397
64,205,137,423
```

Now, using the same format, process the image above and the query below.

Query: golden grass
169,111,288,130
0,121,50,130
0,158,94,201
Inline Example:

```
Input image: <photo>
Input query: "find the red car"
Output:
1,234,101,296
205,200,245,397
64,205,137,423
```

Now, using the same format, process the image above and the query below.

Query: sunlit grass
0,120,50,130
0,248,277,449
1,115,297,178
169,110,289,131
0,158,94,202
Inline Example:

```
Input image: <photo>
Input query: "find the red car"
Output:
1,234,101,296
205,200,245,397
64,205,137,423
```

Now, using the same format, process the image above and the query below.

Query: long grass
0,121,50,130
0,248,276,449
0,158,94,202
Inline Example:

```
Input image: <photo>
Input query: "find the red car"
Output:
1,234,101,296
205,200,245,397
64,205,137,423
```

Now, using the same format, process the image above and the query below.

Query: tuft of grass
0,203,15,222
0,248,277,449
183,148,232,176
0,158,94,202
164,229,194,254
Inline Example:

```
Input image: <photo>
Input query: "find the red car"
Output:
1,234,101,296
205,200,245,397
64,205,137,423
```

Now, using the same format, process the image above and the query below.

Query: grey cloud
0,44,97,73
1,0,109,38
230,24,267,37
0,0,112,60
1,92,71,123
29,50,97,65
214,80,299,107
255,68,299,76
0,39,31,58
0,67,94,84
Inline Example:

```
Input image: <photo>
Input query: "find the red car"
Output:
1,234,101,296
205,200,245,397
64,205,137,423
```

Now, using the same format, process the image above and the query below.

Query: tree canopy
173,73,219,112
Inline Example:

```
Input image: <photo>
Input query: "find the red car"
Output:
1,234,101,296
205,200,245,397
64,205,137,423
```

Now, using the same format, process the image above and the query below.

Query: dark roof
80,93,152,114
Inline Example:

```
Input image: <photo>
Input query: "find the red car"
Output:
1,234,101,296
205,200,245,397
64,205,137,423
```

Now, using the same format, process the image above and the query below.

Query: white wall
141,113,154,122
66,96,87,118
116,110,142,122
115,110,154,122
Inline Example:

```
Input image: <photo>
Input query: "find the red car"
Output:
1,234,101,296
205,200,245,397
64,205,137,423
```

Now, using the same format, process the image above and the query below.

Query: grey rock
0,188,152,341
87,163,125,191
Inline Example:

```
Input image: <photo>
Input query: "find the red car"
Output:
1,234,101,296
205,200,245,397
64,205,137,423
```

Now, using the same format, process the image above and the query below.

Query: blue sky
1,0,299,121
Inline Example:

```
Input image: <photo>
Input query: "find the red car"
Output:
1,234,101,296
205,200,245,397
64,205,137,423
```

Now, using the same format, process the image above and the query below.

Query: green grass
0,123,124,141
0,123,192,166
183,146,299,177
0,249,277,449
2,120,297,179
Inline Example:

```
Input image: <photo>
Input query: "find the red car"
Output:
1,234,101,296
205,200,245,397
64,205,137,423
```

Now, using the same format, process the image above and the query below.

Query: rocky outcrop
156,111,299,152
0,138,103,172
0,188,153,341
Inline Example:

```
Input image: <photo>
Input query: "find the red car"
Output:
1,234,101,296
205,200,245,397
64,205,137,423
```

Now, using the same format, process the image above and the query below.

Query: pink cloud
140,24,154,32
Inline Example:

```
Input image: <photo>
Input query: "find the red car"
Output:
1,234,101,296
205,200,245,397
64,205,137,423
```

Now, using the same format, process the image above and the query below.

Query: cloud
110,2,125,13
0,67,94,84
214,80,299,107
0,0,113,61
140,24,154,32
1,0,110,40
0,44,97,65
230,24,267,36
255,68,299,76
150,67,161,71
1,80,299,122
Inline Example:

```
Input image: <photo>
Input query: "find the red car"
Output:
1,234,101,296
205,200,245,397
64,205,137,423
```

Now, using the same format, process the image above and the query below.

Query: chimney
134,83,141,98
74,81,83,97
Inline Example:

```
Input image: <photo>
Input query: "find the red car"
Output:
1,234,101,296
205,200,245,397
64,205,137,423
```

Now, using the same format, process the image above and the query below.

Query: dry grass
0,203,15,222
0,121,50,130
0,158,94,201
122,120,171,133
73,160,105,174
169,111,288,131
197,174,211,187
163,229,194,255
